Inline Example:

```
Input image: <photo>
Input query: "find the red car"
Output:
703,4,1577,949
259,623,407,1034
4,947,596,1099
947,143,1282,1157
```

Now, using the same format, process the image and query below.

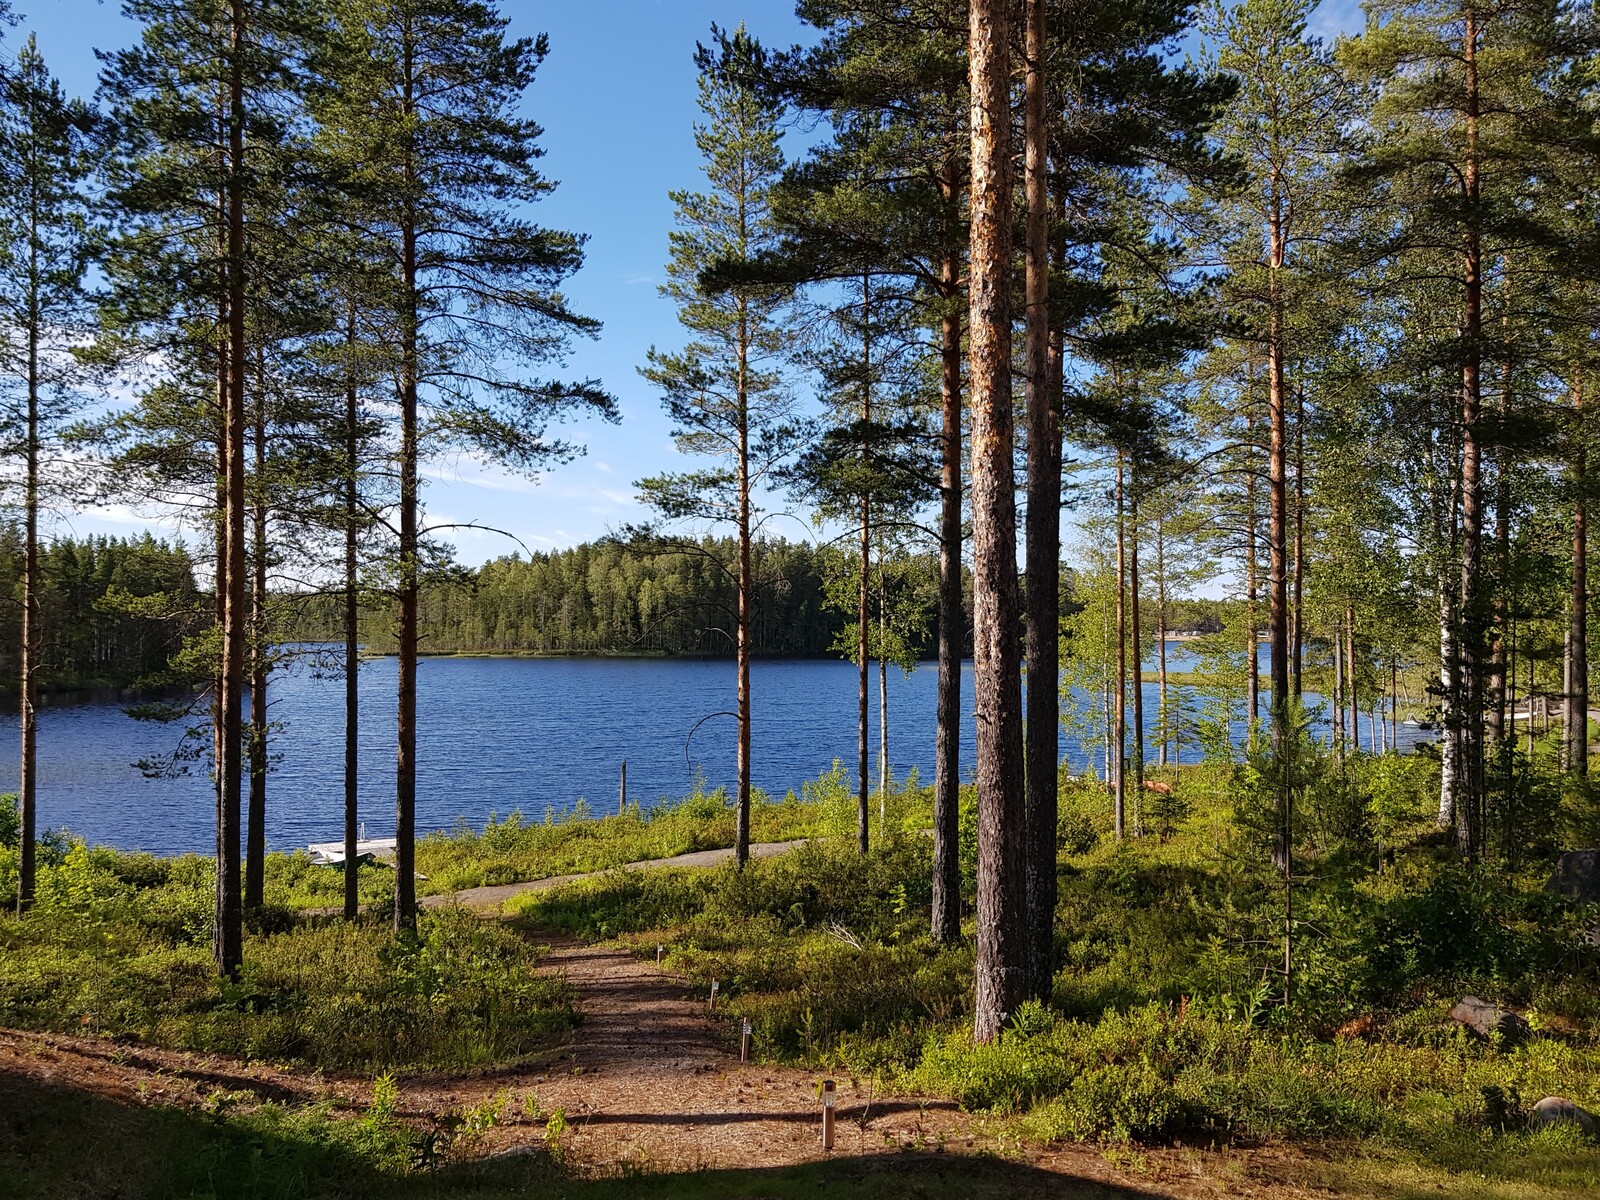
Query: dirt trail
0,939,1313,1196
412,933,977,1172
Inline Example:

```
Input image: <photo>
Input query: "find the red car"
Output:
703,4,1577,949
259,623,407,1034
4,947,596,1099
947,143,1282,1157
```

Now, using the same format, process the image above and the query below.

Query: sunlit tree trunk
968,0,1026,1043
1022,0,1059,1002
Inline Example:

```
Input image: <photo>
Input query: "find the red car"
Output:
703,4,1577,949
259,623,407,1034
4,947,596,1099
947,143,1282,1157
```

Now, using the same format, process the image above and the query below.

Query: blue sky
18,0,1364,565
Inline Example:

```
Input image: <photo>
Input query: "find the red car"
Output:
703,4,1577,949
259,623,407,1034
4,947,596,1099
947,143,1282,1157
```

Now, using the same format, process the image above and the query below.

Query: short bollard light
740,1017,752,1064
821,1078,836,1150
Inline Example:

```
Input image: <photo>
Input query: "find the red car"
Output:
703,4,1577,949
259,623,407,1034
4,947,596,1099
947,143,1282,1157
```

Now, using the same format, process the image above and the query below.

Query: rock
1531,1096,1598,1135
1450,996,1530,1044
1547,849,1600,904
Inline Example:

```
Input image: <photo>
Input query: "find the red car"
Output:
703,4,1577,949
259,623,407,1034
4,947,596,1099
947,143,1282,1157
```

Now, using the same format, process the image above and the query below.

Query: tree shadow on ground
0,1067,1174,1200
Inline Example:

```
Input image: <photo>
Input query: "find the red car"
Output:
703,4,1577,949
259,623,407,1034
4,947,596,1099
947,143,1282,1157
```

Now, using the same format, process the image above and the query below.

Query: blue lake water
0,647,1424,855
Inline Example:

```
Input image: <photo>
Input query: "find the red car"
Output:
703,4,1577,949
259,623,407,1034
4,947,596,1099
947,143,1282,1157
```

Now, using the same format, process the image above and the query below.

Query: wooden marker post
656,943,664,967
821,1079,836,1149
619,760,627,814
740,1017,752,1064
708,979,719,1013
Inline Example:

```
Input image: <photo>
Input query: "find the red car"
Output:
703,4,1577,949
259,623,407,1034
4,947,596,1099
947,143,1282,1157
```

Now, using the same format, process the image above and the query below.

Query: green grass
0,836,574,1071
503,758,1600,1189
4,757,1600,1195
267,761,932,910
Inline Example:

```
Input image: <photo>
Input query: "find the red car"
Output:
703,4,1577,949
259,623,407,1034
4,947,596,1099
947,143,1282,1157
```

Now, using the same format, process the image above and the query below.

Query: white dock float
306,838,397,865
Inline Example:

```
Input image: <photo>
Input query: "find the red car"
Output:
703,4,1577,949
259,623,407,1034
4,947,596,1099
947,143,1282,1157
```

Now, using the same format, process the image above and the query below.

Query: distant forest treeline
0,530,200,694
286,535,1226,659
0,530,1233,682
293,536,950,658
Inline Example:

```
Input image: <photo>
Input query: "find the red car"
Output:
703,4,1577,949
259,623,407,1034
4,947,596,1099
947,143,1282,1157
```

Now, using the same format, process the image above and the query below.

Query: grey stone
1449,996,1530,1043
1530,1096,1597,1135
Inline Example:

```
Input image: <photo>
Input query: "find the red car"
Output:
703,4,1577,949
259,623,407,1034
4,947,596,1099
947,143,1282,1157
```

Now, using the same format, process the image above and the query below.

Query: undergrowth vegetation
5,748,1600,1192
0,826,573,1070
502,751,1600,1183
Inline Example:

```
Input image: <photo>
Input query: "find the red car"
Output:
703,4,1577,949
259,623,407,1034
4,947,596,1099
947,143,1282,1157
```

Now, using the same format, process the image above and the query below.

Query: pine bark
1156,519,1169,768
1570,374,1589,778
245,383,267,911
1129,489,1145,836
931,228,962,945
857,280,872,856
343,311,361,921
16,194,39,913
735,301,753,868
1114,458,1127,840
1292,384,1305,699
1022,0,1059,1003
1267,190,1291,771
968,0,1026,1043
214,0,247,977
394,32,419,932
1245,425,1260,727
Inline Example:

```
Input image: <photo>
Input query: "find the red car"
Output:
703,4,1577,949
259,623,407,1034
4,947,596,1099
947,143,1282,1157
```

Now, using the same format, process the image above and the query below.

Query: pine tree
762,0,969,938
1204,0,1352,868
968,0,1026,1045
315,0,612,931
98,0,313,975
639,26,800,870
0,36,95,914
1341,0,1596,854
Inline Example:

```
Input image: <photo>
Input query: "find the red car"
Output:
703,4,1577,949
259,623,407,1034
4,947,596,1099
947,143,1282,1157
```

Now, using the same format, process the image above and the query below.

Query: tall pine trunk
1569,373,1589,778
1245,424,1260,727
16,204,39,914
1129,488,1144,836
735,302,752,868
1157,518,1169,768
245,380,267,911
1292,383,1306,699
878,555,888,809
1267,190,1291,847
931,227,962,945
857,279,871,855
1114,458,1127,840
969,0,1026,1043
394,38,420,932
343,332,361,921
1022,0,1059,1003
214,0,248,978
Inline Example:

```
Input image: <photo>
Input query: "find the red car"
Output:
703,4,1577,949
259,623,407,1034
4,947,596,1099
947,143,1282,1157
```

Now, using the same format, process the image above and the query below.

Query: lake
0,649,1424,855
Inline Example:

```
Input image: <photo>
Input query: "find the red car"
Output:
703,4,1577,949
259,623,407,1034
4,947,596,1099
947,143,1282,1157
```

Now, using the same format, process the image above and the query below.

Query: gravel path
416,838,812,912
